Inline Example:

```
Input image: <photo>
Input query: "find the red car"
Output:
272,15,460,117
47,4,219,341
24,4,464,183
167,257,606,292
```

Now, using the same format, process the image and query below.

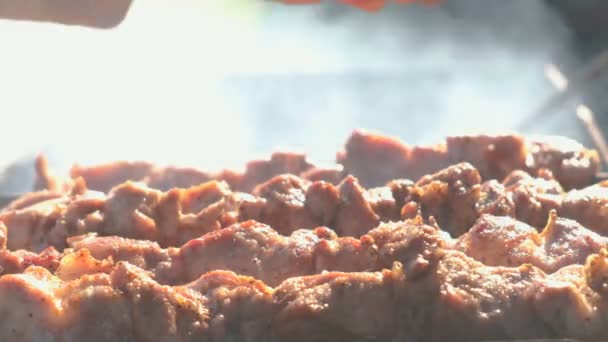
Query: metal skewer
576,104,608,168
517,50,608,130
542,62,608,181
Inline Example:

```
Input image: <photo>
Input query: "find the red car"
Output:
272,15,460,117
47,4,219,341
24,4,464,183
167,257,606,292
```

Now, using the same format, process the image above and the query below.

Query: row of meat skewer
0,131,607,341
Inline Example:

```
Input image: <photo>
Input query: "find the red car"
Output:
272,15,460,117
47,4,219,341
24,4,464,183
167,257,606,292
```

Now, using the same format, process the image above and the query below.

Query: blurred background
1,0,607,193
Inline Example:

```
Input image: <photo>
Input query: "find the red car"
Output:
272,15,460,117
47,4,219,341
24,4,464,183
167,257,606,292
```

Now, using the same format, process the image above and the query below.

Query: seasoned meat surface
455,213,608,272
407,162,481,237
525,135,601,190
501,169,564,228
333,176,383,237
251,175,316,234
562,181,608,235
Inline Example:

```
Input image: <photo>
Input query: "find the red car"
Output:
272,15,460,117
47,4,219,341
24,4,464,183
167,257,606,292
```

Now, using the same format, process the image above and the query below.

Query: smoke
223,0,583,157
0,0,588,192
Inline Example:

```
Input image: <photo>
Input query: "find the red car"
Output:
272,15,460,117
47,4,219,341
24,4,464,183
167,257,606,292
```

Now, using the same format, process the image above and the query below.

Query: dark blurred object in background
550,0,608,57
549,1,608,141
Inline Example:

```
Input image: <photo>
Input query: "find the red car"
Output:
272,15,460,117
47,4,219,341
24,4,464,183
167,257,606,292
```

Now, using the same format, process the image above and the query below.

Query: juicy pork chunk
454,213,608,273
500,169,564,228
562,181,608,236
404,162,482,236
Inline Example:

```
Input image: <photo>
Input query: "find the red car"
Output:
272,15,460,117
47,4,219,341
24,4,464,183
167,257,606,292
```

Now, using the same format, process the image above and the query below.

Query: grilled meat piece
250,175,317,234
70,160,155,193
233,152,315,193
501,169,564,228
144,166,213,191
454,212,608,272
338,130,599,190
0,247,61,276
68,152,315,193
174,222,374,287
251,174,400,236
408,162,481,236
484,174,608,237
67,219,444,286
67,234,171,276
410,165,608,238
525,135,602,190
562,181,608,236
333,176,383,237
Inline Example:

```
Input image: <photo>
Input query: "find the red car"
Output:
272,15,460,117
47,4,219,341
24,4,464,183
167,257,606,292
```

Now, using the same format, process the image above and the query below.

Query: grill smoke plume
223,0,584,157
0,0,588,192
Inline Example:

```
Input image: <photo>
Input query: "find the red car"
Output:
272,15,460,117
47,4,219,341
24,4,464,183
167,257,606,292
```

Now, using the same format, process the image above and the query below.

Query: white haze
0,0,584,192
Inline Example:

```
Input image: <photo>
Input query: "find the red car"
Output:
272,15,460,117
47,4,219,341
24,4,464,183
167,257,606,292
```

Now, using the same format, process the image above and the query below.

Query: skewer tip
576,105,593,124
545,63,569,91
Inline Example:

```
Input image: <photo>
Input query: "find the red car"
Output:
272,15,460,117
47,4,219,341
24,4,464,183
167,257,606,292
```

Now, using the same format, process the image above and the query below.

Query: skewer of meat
37,132,599,195
1,209,605,289
0,242,606,341
4,155,608,254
